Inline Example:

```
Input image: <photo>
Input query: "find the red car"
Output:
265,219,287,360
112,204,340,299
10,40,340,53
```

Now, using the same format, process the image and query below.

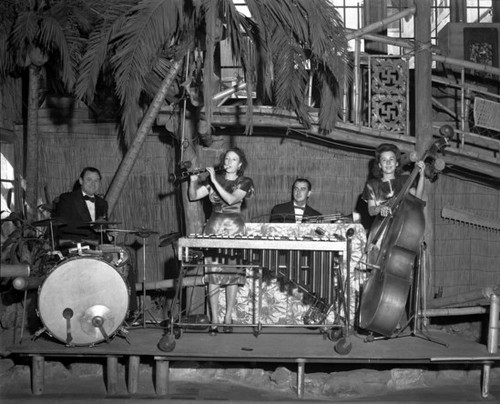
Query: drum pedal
116,326,131,344
32,327,47,341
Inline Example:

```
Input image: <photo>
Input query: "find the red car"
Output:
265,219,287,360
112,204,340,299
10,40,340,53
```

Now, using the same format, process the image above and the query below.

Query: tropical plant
1,211,54,276
0,0,97,220
75,0,349,215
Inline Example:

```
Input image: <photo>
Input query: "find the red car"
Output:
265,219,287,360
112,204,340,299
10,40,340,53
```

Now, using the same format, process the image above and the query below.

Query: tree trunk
106,58,183,215
180,117,205,234
25,64,41,221
180,116,206,316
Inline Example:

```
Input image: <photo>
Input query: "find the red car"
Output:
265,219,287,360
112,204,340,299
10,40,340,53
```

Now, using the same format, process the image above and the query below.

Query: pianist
270,178,322,223
188,147,255,335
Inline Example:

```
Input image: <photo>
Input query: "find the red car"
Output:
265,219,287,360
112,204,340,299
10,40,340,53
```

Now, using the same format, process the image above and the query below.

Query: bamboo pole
346,7,416,41
135,276,205,292
427,286,500,309
353,38,361,125
213,82,247,102
0,264,30,278
347,29,500,78
423,307,487,317
433,55,500,77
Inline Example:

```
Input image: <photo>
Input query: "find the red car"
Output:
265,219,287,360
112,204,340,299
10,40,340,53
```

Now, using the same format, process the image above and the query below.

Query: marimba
159,223,364,353
177,233,348,306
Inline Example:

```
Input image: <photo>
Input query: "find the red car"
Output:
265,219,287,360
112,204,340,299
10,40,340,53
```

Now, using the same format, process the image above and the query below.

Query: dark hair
372,143,402,178
293,178,312,191
79,167,102,180
220,147,248,176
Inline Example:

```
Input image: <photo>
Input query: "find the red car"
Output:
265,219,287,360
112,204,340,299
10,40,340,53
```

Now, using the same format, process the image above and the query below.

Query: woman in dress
189,147,255,335
361,143,425,263
362,143,425,218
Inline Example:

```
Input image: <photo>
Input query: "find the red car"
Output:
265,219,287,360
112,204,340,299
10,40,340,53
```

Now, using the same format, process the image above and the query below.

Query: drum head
38,257,129,346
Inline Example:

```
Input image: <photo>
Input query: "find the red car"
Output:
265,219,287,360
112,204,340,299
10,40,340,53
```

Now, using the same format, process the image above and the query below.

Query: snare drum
38,256,129,346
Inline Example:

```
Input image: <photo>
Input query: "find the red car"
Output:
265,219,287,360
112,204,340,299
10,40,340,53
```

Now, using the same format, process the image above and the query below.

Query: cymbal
106,228,136,233
87,220,122,226
32,217,67,227
134,227,159,237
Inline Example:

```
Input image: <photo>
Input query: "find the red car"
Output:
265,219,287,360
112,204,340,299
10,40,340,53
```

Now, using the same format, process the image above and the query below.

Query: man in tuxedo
270,178,322,223
53,167,139,322
54,167,109,244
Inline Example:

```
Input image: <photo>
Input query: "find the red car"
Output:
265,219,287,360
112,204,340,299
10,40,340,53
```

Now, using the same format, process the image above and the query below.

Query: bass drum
38,256,129,346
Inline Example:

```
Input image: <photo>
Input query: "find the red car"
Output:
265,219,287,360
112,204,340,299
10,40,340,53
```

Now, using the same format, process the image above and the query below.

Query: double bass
359,128,451,336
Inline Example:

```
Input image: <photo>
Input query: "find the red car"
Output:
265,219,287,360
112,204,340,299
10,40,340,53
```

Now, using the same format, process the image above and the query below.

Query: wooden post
155,357,170,396
482,293,499,398
414,0,435,302
296,359,305,398
31,355,44,395
128,355,140,394
363,0,387,54
106,356,119,395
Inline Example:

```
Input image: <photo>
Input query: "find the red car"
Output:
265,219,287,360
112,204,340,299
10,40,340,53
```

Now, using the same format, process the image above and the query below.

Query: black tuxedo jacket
53,190,108,242
269,201,322,223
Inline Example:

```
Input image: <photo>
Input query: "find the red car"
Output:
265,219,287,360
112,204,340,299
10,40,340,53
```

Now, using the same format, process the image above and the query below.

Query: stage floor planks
5,326,499,365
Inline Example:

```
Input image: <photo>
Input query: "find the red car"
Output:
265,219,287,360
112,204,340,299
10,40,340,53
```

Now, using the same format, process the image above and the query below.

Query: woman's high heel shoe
223,320,233,334
209,326,218,336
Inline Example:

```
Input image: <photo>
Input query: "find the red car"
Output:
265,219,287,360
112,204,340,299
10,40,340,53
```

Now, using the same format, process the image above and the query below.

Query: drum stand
135,228,159,328
365,242,448,347
18,217,64,344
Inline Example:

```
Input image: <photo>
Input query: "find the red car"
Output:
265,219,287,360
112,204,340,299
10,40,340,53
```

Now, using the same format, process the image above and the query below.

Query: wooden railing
203,8,500,179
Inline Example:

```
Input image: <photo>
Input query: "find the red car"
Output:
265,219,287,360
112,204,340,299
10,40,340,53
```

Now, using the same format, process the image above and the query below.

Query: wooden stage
4,324,500,398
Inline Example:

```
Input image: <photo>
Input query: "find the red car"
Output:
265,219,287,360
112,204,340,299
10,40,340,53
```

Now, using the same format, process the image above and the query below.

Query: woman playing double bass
359,137,450,337
359,143,426,336
362,143,425,219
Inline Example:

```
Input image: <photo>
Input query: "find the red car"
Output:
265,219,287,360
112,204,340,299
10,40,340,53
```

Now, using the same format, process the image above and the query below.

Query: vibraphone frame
159,229,356,353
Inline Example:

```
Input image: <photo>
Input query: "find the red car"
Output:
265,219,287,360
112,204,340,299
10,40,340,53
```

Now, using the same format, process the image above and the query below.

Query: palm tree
0,0,97,220
76,0,349,215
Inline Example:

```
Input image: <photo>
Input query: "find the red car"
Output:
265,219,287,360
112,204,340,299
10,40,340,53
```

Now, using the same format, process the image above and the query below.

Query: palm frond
303,0,349,81
0,14,16,78
317,68,339,131
75,1,136,102
9,10,39,65
38,17,73,86
111,0,188,141
273,39,310,126
244,0,349,130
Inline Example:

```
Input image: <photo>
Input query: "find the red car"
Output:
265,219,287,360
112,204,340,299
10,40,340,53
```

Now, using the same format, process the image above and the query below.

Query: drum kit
29,217,159,346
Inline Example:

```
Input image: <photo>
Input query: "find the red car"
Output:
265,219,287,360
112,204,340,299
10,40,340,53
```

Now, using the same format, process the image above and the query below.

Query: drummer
53,167,110,245
53,167,139,322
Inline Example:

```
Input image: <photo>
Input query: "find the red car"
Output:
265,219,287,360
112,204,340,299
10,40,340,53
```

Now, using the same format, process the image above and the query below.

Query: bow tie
83,195,96,203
